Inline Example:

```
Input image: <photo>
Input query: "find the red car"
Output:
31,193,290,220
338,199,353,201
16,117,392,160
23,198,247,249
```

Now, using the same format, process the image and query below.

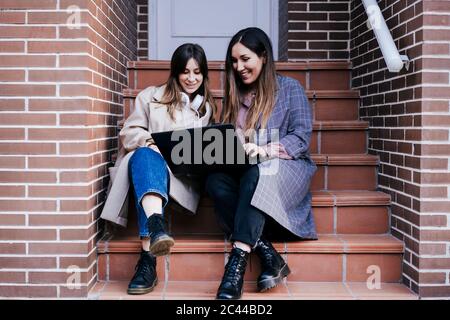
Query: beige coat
100,85,212,227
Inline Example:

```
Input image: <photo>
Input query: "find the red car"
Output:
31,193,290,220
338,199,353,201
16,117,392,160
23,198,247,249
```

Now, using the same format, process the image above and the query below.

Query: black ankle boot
254,237,291,292
147,214,174,256
216,247,249,300
127,250,157,295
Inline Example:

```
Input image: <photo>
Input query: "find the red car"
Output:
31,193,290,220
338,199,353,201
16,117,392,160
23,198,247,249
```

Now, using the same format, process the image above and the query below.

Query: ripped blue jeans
128,147,170,238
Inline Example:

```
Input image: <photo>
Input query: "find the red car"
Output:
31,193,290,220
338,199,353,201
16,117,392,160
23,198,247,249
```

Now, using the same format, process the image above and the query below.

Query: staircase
89,61,418,300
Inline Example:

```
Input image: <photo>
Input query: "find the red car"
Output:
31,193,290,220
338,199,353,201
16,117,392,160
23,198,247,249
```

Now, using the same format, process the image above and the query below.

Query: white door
149,0,279,60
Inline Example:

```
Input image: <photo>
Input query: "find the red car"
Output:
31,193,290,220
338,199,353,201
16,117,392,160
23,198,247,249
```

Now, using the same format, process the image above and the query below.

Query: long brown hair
223,27,277,131
160,43,216,121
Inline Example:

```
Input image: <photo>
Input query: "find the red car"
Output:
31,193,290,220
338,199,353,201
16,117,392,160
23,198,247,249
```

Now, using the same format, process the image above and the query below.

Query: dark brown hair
160,43,216,121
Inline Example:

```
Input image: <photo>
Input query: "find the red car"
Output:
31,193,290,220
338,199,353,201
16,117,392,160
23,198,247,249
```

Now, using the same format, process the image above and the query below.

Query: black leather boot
216,247,249,300
254,237,291,292
147,214,174,256
127,250,157,295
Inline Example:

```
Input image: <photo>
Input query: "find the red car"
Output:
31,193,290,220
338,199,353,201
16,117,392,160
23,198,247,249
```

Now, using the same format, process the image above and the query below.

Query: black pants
206,166,302,247
206,166,270,247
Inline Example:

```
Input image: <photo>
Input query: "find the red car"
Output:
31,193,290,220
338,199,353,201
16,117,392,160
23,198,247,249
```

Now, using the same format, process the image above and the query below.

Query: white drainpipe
362,0,410,72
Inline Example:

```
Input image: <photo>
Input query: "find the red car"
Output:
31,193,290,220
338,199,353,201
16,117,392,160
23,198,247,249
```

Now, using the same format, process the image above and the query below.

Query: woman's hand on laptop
243,143,268,158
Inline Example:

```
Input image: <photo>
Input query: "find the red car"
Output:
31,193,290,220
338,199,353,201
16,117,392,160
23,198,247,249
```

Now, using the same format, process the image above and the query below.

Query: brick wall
350,0,450,298
279,0,289,61
288,0,350,60
0,0,137,298
137,0,148,60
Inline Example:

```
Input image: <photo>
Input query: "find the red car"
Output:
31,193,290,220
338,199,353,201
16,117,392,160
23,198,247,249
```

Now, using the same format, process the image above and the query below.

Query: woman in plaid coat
206,27,317,300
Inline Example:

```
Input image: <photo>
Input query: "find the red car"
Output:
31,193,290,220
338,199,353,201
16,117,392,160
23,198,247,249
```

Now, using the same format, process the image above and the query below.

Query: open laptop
151,123,253,176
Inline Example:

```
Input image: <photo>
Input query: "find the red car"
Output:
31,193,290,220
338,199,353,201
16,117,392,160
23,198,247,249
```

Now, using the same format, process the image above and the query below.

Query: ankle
141,238,150,252
233,241,251,253
147,214,166,232
147,212,163,219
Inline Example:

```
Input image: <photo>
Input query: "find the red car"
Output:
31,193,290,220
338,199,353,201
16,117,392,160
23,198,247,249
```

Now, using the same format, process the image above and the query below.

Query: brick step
88,280,418,300
96,234,405,283
312,154,378,190
112,190,390,238
123,89,360,122
116,118,368,155
109,153,379,191
311,121,368,154
127,61,353,91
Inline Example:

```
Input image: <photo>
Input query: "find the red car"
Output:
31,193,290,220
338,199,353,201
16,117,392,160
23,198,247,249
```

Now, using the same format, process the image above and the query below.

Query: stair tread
123,88,360,99
98,234,404,254
127,60,352,70
320,190,390,205
198,190,390,207
117,119,369,131
314,120,368,130
311,154,379,165
88,280,418,300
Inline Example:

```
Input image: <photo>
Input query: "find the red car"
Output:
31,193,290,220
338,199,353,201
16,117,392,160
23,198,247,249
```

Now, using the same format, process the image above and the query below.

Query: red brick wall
137,0,148,60
0,0,137,298
351,0,450,298
288,0,350,60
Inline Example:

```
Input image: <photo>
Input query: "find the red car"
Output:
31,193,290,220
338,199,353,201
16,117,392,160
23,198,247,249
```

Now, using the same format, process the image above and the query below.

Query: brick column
351,0,450,298
278,0,289,61
137,0,148,60
288,0,351,60
0,0,137,298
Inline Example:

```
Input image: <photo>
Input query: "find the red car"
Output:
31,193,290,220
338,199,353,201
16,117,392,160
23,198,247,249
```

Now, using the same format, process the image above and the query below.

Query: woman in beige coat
100,43,216,294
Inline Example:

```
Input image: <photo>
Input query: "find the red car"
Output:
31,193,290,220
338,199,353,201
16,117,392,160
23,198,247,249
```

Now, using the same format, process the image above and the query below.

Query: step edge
315,121,369,130
98,235,404,254
123,89,360,99
127,61,352,70
118,121,370,132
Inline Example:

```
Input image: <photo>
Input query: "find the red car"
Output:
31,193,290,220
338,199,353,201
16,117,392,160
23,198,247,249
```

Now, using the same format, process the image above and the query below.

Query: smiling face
178,58,203,97
231,42,265,86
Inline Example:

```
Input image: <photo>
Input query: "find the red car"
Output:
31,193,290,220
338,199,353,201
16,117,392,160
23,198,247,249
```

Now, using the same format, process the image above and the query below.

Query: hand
243,143,268,158
265,143,283,158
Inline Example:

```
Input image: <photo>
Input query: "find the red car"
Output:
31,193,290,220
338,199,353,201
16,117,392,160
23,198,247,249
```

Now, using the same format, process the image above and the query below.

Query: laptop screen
151,123,253,175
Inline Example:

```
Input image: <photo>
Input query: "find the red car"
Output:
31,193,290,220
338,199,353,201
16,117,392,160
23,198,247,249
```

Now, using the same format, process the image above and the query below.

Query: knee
129,147,166,172
130,147,152,162
131,146,163,162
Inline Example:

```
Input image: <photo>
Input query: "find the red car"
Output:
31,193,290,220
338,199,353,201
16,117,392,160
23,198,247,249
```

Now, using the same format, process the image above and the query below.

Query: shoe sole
150,235,175,256
127,278,158,295
216,287,244,300
257,263,291,292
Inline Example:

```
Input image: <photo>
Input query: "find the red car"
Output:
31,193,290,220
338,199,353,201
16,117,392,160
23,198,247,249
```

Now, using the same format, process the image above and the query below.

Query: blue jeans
128,147,170,238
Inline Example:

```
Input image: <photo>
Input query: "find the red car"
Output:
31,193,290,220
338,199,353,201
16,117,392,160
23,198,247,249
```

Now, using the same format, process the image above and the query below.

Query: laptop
151,123,253,176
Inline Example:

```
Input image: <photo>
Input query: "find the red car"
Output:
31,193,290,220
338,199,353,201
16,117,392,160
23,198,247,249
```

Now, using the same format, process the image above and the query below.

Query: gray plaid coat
251,75,318,239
